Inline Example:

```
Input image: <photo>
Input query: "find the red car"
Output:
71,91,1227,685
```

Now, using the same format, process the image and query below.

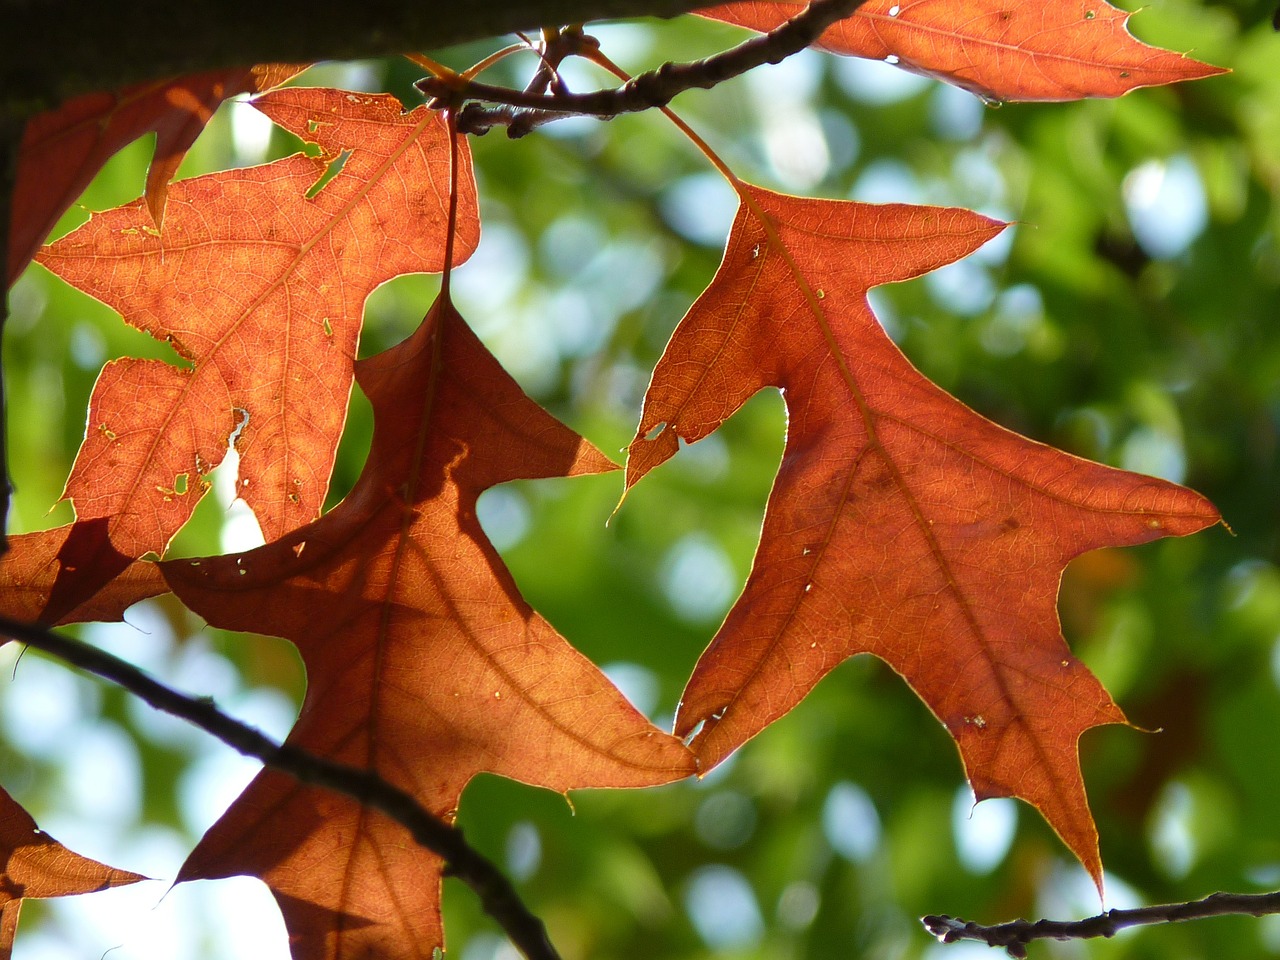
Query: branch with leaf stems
416,0,867,136
923,891,1280,958
0,613,562,960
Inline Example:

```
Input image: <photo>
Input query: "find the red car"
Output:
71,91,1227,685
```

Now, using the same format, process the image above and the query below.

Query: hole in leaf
644,421,668,441
229,408,250,447
173,473,189,496
306,149,352,198
885,54,900,65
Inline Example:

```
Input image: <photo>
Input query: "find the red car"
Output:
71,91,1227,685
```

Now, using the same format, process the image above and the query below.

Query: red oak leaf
625,184,1219,890
37,88,478,591
163,295,695,959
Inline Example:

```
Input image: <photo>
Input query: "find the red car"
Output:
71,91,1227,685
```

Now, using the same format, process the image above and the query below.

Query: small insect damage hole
306,149,352,199
156,473,191,499
229,408,250,447
644,421,668,442
888,3,901,13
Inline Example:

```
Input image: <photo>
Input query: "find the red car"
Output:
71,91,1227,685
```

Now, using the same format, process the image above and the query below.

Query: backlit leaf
38,88,478,581
626,184,1220,890
164,295,694,959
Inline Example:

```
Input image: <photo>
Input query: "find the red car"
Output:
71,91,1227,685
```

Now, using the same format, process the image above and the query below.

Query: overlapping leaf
625,184,1219,888
0,785,145,957
703,0,1225,101
38,88,479,575
162,295,695,959
0,524,166,625
9,64,303,285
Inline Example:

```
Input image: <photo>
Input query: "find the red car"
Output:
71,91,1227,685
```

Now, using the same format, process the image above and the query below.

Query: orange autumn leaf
162,295,695,959
625,185,1219,891
702,0,1225,101
9,64,303,285
38,88,478,575
0,524,166,626
0,786,145,957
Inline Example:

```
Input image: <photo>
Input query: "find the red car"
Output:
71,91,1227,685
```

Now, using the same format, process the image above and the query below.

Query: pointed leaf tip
0,786,146,954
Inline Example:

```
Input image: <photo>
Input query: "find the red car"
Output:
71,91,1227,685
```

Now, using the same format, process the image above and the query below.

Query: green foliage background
3,2,1279,957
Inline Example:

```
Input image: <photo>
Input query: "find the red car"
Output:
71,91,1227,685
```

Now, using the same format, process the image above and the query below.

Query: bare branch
419,0,867,136
0,613,561,960
922,891,1280,958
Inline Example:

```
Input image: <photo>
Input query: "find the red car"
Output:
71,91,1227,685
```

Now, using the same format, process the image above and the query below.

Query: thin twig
922,891,1280,958
0,613,561,960
420,0,867,136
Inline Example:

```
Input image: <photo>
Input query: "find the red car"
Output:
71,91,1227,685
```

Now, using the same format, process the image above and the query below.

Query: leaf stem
586,48,740,187
461,42,533,83
404,52,458,81
923,891,1280,958
0,613,562,960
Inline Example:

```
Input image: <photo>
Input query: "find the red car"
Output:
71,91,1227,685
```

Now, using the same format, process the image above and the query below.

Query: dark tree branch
922,891,1280,958
419,0,865,135
0,613,561,960
2,0,713,111
0,112,15,554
